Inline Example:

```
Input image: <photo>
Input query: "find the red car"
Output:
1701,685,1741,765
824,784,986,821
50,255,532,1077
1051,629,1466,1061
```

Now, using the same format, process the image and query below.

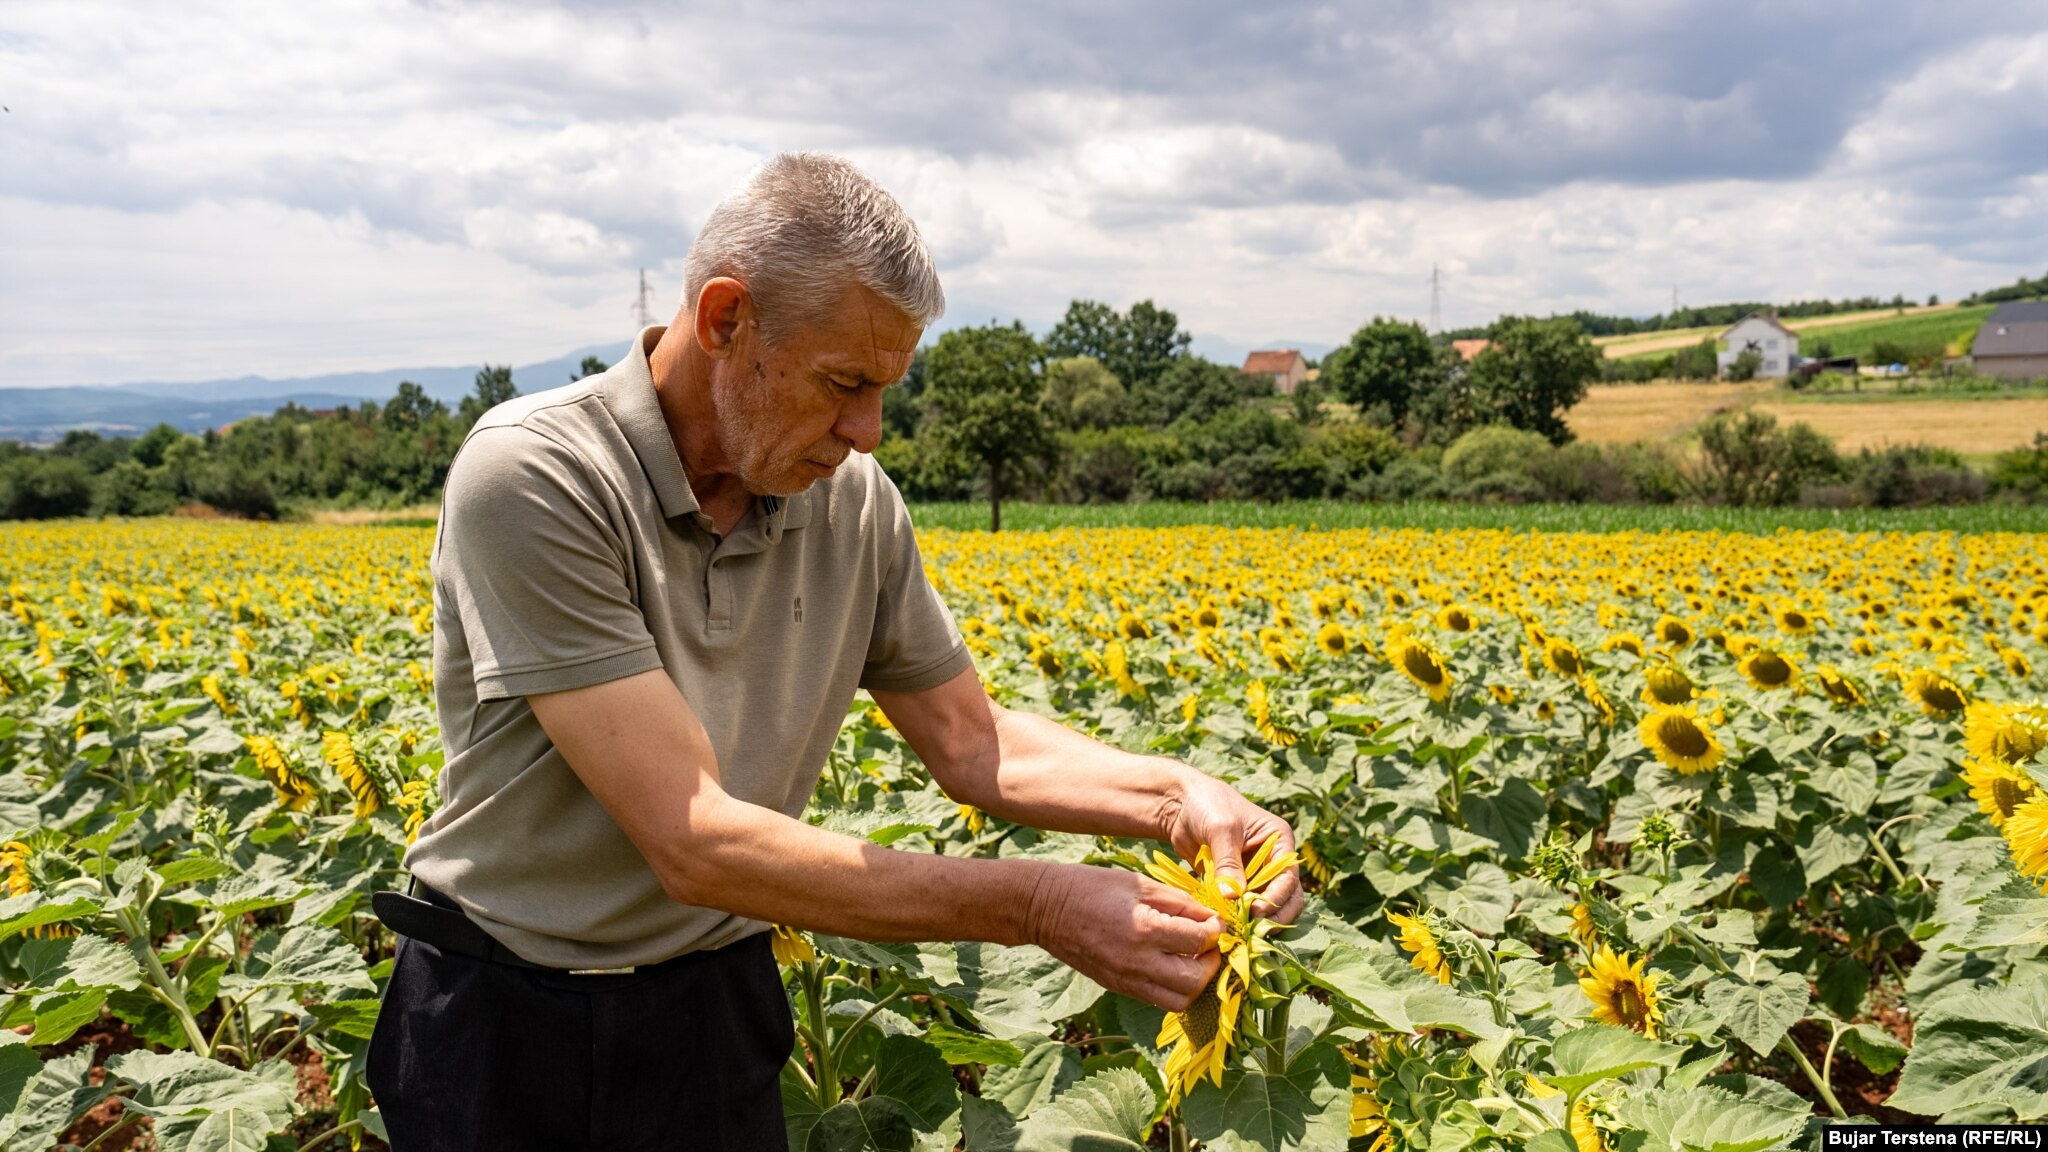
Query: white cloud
1,0,2044,387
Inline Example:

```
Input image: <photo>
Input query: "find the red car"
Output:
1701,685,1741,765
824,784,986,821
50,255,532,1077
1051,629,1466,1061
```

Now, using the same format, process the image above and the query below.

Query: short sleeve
435,426,664,701
859,469,972,693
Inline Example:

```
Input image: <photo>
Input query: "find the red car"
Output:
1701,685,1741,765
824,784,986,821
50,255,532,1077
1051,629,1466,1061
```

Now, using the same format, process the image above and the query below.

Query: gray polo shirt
407,327,971,968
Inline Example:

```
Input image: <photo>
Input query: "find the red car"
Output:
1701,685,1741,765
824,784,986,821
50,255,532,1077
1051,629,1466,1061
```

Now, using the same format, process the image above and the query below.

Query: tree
129,423,184,469
1724,347,1763,381
1045,299,1191,392
1671,338,1719,381
574,355,609,381
921,322,1056,531
1692,410,1841,506
1148,357,1261,428
1320,318,1447,428
382,381,446,432
1040,356,1127,429
457,365,518,428
1465,316,1600,444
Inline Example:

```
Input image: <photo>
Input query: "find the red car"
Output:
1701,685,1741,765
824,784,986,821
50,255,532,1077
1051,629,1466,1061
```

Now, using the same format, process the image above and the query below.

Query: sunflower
1246,680,1296,747
1570,1096,1608,1152
320,729,384,819
1774,605,1816,635
1390,637,1454,703
1813,664,1868,707
1348,1054,1390,1146
1579,675,1617,729
1639,704,1725,775
1544,637,1585,678
1578,946,1664,1038
1963,701,2048,766
1437,604,1475,632
1315,621,1349,656
2003,648,2033,679
1963,757,2036,828
1117,612,1151,640
1104,640,1144,700
248,734,319,812
2001,795,2048,891
1654,614,1694,649
1905,668,1968,717
1738,647,1798,691
769,924,815,967
1387,910,1451,984
1602,632,1645,659
1149,839,1297,1104
1490,684,1517,705
1641,662,1695,706
1570,902,1599,949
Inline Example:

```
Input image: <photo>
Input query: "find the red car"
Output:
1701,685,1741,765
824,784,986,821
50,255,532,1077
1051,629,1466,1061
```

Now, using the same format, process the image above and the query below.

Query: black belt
370,881,639,975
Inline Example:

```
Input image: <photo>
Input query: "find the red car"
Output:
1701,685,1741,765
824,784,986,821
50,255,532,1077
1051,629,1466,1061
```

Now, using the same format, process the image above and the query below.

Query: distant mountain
2,341,633,441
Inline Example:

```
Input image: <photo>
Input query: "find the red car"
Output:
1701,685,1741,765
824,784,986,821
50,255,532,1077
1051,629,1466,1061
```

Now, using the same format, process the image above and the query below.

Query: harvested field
1569,380,2048,454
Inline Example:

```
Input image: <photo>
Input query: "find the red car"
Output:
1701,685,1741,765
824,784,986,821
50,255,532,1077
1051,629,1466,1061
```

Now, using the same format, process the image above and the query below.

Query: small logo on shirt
794,597,803,623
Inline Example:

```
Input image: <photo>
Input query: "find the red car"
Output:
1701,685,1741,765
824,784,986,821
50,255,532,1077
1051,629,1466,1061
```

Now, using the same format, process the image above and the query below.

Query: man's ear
693,278,753,358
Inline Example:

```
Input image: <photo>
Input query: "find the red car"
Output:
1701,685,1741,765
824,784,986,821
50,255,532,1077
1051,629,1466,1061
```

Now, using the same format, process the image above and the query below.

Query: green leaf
924,1023,1025,1068
182,873,317,918
1308,945,1504,1038
871,1035,960,1132
1961,876,2048,949
17,934,142,993
1542,1024,1686,1094
1794,817,1867,885
803,1097,922,1152
218,924,376,998
303,999,383,1041
0,1047,110,1152
1840,1024,1908,1076
0,893,101,940
28,989,108,1046
814,935,926,974
1808,756,1878,817
1889,976,2048,1120
155,856,237,886
1746,842,1806,910
1181,1039,1349,1152
960,1095,1020,1152
1613,1084,1807,1152
1705,972,1808,1056
1015,1067,1157,1151
155,1107,289,1152
920,944,1103,1040
106,1051,296,1121
1523,1132,1578,1152
979,1040,1083,1119
109,954,229,1049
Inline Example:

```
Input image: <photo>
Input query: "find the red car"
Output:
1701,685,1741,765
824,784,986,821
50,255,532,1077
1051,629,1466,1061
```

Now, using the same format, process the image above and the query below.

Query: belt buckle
567,965,637,976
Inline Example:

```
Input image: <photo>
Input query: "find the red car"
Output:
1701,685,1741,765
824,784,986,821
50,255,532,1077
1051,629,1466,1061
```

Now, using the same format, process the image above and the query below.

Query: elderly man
366,153,1301,1150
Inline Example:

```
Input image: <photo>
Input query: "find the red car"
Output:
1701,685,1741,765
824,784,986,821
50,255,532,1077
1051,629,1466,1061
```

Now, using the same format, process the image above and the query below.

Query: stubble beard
715,362,829,497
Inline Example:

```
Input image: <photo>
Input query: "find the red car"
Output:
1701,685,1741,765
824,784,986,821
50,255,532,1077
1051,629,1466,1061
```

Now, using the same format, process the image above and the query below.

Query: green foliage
1320,318,1447,428
1990,434,2048,501
1968,269,2048,305
1044,300,1191,393
0,455,94,519
1724,347,1764,382
1692,410,1842,506
921,322,1058,531
1799,306,1992,362
1466,317,1601,444
1040,357,1127,431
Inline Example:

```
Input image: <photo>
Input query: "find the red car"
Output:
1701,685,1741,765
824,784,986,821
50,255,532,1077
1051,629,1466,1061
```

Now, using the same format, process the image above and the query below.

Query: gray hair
683,152,945,343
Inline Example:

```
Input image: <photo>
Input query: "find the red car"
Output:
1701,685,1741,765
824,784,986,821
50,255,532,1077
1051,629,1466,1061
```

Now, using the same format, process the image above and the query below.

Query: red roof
1242,349,1306,375
1452,339,1491,361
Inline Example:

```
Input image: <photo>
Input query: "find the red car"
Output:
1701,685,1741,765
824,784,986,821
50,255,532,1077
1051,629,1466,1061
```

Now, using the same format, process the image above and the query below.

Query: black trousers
366,931,795,1151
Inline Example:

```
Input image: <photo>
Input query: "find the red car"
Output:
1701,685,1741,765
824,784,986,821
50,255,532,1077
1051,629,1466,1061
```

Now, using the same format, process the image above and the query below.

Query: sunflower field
2,518,2046,1152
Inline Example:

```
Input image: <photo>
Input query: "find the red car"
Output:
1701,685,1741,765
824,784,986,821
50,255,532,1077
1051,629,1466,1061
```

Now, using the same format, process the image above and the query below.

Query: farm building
1971,301,2048,379
1242,349,1310,395
1717,313,1802,378
1452,339,1492,361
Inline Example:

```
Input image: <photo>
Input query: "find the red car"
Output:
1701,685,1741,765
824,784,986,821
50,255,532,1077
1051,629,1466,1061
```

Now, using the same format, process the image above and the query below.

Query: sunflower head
1316,621,1348,656
1654,614,1694,649
1386,909,1452,984
2003,795,2048,890
1738,646,1798,691
1963,701,2048,766
1814,664,1868,707
1905,668,1968,717
769,924,815,967
1578,946,1664,1038
1437,604,1475,632
1391,637,1454,703
1639,704,1725,775
1964,757,2037,828
1774,605,1816,635
1641,662,1695,706
1545,637,1585,678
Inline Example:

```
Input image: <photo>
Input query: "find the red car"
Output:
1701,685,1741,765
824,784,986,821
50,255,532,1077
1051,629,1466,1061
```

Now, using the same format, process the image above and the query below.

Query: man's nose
836,392,883,454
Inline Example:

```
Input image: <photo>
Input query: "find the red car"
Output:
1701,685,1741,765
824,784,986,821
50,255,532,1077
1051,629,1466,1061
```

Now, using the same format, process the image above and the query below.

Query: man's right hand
1024,863,1223,1013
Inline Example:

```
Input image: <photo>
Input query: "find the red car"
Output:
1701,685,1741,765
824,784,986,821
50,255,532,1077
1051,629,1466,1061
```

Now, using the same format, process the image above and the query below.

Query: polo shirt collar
602,326,817,540
603,326,701,521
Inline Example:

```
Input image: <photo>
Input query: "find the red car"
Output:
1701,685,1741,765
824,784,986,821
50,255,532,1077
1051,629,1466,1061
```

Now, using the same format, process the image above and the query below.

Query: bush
1359,456,1446,502
1527,443,1634,503
1989,434,2048,502
1,455,96,519
1724,348,1763,382
1441,426,1550,486
1847,446,1986,508
194,464,282,520
1692,410,1842,506
1606,443,1686,504
94,461,177,517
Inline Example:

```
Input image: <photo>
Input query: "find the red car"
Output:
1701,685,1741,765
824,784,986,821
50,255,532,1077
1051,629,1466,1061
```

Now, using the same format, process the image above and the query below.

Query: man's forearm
654,788,1051,946
949,703,1192,842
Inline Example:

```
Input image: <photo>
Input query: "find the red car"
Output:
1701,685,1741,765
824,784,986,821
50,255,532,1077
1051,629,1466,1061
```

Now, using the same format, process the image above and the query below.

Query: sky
3,0,2046,388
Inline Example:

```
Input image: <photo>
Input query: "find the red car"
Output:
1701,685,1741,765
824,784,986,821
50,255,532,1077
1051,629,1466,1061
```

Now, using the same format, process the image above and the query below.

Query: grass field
903,499,2048,533
1594,302,1965,360
1794,304,1994,360
1570,379,2048,454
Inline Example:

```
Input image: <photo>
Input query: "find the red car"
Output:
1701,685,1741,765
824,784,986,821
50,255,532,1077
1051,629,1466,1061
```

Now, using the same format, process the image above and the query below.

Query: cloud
2,0,2045,386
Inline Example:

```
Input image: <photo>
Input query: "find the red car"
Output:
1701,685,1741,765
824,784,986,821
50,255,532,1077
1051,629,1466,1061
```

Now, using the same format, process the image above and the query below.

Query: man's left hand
1159,767,1305,925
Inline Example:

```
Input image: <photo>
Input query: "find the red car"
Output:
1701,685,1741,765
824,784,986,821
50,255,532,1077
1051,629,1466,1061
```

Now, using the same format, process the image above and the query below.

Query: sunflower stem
1777,1033,1847,1119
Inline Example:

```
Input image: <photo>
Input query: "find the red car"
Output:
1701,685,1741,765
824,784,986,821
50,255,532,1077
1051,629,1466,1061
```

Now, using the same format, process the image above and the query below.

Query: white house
1716,313,1802,378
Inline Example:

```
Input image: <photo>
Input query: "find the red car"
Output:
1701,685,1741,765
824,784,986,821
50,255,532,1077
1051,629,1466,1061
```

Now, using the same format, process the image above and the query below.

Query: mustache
809,443,853,467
